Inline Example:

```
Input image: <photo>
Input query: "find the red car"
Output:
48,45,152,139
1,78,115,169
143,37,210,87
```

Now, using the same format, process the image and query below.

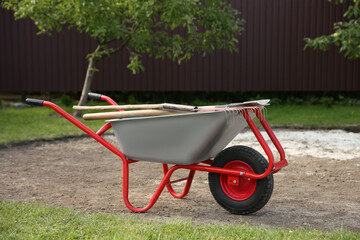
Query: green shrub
60,94,75,107
127,94,138,104
305,96,321,105
321,96,333,108
269,98,282,105
338,95,360,106
286,96,304,105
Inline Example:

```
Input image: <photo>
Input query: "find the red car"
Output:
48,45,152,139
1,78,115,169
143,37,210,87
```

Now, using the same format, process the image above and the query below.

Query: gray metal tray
109,110,254,165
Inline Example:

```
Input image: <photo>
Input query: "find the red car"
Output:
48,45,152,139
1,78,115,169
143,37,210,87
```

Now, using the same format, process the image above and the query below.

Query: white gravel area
232,129,360,161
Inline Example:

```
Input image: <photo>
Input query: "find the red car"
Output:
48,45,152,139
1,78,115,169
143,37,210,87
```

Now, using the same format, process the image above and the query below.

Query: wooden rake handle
73,104,163,111
83,109,188,120
73,103,197,112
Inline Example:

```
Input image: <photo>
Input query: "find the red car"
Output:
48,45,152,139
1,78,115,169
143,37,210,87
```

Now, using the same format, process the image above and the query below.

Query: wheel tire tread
209,146,274,215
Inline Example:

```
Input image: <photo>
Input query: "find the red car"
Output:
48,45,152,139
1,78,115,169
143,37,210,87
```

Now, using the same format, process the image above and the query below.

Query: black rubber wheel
208,145,274,215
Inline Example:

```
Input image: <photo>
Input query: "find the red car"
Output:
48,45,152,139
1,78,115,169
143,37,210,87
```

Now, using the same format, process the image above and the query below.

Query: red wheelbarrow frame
26,94,288,213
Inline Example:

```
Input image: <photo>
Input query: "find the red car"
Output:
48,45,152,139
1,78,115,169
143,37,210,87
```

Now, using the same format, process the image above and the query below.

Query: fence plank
0,1,359,92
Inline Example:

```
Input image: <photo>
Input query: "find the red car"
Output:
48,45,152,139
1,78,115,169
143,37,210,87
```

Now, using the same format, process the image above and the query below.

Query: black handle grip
26,98,44,106
88,92,102,101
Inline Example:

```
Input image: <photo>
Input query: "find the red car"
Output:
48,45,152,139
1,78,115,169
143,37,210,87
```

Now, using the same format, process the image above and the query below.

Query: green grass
1,104,359,145
1,200,358,240
0,106,105,145
266,105,360,127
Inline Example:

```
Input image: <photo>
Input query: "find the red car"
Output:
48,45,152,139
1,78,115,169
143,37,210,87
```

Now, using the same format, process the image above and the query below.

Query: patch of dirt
1,130,359,231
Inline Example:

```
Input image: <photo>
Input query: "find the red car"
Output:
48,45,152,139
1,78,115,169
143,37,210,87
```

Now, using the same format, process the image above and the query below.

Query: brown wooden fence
1,0,359,92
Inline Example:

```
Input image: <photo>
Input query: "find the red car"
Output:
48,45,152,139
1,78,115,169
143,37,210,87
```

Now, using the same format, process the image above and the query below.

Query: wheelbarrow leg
122,162,192,212
162,164,196,199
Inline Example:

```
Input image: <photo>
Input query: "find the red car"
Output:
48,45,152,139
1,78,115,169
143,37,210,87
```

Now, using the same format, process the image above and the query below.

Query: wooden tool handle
74,103,197,112
162,103,197,112
73,104,164,111
83,109,185,120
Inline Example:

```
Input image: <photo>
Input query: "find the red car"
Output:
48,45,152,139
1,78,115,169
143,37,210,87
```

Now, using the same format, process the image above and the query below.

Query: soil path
1,129,359,231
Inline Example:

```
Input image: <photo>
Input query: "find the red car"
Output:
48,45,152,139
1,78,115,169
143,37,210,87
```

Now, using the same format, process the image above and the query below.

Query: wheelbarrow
26,93,288,214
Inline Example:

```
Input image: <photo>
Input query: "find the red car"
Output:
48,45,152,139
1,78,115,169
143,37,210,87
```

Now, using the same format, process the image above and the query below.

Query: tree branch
107,37,132,55
106,23,140,56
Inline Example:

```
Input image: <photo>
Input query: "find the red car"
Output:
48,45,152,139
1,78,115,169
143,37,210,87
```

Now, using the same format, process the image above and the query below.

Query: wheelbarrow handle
26,98,44,107
88,92,102,101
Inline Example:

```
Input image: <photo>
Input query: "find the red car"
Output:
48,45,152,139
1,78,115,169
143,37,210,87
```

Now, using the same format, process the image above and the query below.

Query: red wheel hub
220,161,256,201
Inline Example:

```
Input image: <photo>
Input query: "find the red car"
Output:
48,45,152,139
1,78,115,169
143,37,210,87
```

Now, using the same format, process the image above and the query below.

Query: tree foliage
3,0,244,116
3,0,244,73
304,0,360,59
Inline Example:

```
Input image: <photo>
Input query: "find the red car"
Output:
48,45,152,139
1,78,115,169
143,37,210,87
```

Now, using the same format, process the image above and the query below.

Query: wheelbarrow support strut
26,95,287,213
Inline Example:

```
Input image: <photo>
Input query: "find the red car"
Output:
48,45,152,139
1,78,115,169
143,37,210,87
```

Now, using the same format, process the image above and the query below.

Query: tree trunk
73,46,100,118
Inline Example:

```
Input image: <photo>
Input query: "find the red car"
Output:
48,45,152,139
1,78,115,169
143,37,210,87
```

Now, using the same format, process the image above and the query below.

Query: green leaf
3,0,245,71
305,0,360,59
